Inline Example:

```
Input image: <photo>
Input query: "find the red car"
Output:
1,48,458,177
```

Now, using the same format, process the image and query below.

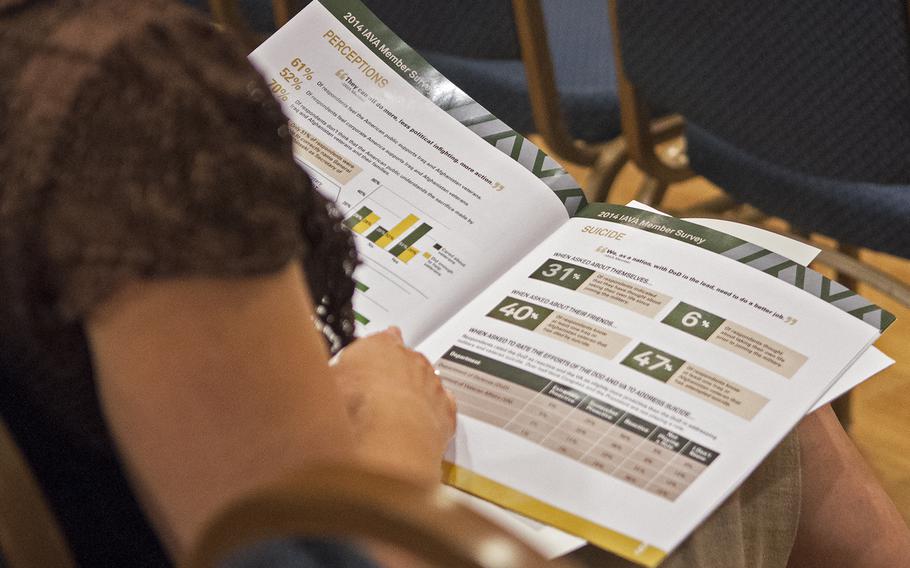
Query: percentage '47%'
621,343,686,383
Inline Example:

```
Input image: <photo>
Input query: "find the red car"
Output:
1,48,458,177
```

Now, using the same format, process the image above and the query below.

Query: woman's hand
331,327,457,485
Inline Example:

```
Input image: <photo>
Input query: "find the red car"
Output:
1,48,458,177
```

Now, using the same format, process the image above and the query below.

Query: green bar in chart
366,225,389,243
354,280,369,293
529,258,595,290
344,206,372,229
352,212,380,234
662,302,725,340
620,343,685,382
389,223,433,257
353,311,370,325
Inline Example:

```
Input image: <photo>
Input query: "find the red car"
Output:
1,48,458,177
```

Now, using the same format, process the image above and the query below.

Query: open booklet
249,1,895,565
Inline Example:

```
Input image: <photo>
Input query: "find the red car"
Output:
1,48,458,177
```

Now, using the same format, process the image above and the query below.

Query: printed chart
530,258,807,379
487,294,770,421
437,346,719,501
340,184,470,332
344,205,435,263
516,258,813,420
342,184,464,275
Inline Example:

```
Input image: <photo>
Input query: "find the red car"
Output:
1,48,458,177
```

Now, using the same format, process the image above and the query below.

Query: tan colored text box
668,363,768,420
708,321,807,379
536,312,631,359
289,123,362,184
579,273,672,317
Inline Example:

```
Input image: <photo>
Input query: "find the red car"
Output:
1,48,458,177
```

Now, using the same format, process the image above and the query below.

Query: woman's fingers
384,325,404,343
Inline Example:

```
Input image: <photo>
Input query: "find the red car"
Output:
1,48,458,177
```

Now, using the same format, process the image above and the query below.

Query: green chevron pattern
720,244,895,331
443,100,586,216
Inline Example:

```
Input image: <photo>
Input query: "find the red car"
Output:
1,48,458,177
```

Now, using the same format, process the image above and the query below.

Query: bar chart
389,222,433,262
342,186,443,265
338,183,471,337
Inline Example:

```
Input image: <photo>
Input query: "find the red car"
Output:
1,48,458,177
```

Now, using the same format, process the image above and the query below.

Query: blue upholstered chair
204,0,621,149
365,1,618,142
610,0,910,288
610,0,910,425
361,0,684,199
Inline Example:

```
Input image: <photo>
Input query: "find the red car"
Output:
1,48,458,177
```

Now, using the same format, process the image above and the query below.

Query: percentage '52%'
281,58,314,90
269,58,314,101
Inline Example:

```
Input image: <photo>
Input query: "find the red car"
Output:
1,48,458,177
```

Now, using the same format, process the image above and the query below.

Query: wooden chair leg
588,117,686,204
829,243,862,431
588,138,628,203
835,243,862,292
183,465,578,568
0,418,76,568
635,176,669,207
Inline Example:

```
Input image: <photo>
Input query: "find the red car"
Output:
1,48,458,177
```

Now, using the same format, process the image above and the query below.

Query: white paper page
683,218,820,266
419,204,884,564
625,202,895,412
473,202,891,557
455,327,893,562
440,487,586,558
812,347,894,411
626,201,820,265
683,219,894,410
249,1,569,344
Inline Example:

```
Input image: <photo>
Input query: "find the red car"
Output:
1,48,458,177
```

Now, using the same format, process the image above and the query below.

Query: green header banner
577,204,895,332
319,0,443,96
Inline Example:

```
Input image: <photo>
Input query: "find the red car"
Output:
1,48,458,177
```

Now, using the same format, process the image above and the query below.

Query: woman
1,1,907,567
1,0,453,565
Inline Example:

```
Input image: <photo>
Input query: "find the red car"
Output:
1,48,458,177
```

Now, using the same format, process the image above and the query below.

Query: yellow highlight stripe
398,246,419,263
442,463,667,567
351,212,380,234
375,214,418,248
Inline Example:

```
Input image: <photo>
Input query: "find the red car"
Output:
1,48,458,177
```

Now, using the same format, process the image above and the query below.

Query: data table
438,346,719,501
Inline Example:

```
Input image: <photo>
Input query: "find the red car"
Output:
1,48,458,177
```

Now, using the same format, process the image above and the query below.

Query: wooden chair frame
0,417,75,568
183,464,579,568
513,0,685,202
207,0,301,47
606,0,695,208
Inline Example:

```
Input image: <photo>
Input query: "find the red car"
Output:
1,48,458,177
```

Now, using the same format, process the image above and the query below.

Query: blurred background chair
201,0,683,200
609,0,910,426
184,464,578,568
0,415,75,568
